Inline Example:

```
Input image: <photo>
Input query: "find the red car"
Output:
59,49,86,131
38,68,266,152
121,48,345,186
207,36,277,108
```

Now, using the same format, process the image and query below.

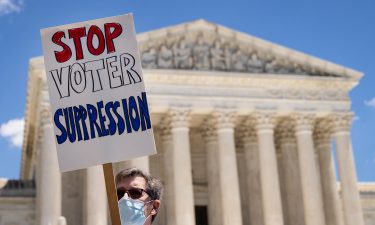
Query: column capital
158,117,172,141
292,113,315,132
314,129,331,148
252,111,276,131
314,119,332,147
276,126,295,144
275,120,295,151
329,112,353,133
39,103,53,127
168,107,191,129
201,117,217,142
237,126,257,143
213,109,236,129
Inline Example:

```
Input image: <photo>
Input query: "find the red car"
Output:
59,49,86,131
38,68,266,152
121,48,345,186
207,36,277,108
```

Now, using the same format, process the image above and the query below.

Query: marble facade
1,19,374,225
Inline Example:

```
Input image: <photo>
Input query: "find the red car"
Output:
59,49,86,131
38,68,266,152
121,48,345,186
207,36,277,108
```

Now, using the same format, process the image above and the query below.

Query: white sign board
41,14,156,172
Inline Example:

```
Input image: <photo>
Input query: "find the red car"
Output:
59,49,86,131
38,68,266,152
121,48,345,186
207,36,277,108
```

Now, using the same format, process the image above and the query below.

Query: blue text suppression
53,92,151,144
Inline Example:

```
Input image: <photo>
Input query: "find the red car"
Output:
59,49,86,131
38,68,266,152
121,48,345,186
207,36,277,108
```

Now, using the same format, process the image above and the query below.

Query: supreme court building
1,19,375,225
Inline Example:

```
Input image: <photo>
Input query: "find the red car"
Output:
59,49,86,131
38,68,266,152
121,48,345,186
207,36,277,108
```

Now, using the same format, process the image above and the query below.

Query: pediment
137,19,361,79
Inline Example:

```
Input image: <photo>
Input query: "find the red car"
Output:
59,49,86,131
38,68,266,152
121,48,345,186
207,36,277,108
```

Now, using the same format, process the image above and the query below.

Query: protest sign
40,14,156,173
41,13,155,225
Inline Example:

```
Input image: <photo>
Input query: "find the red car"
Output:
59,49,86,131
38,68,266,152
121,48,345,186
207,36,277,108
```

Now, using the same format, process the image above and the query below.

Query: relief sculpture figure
231,49,248,72
210,41,226,70
277,65,291,74
247,54,264,73
173,39,193,69
293,64,308,75
193,37,210,70
157,45,173,69
265,59,282,73
224,44,234,70
141,48,157,69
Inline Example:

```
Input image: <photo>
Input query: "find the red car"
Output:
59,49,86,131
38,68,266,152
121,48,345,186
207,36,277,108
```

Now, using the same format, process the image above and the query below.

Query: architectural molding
330,112,354,133
168,107,191,128
158,118,172,140
201,118,218,141
275,120,296,144
39,104,52,128
144,69,356,94
293,113,315,132
314,119,333,146
240,127,257,143
213,109,236,129
253,111,277,131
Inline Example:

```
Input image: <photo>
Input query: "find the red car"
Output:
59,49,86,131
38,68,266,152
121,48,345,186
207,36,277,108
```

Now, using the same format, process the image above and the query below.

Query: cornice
144,69,354,88
21,57,45,179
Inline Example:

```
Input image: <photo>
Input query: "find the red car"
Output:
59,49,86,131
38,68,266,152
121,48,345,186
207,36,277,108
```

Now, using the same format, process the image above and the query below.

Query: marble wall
0,197,35,225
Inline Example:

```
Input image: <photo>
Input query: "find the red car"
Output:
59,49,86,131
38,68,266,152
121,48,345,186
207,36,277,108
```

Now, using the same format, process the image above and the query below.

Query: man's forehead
117,176,147,188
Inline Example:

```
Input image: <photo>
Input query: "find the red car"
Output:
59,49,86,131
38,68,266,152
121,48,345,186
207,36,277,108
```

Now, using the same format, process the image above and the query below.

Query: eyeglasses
117,187,149,200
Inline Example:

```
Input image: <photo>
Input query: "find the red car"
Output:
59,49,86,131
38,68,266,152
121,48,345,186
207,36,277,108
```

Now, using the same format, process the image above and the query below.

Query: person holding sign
41,14,158,225
116,168,163,225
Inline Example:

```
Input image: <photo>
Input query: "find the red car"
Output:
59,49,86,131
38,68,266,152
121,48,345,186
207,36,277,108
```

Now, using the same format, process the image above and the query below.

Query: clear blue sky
0,0,374,181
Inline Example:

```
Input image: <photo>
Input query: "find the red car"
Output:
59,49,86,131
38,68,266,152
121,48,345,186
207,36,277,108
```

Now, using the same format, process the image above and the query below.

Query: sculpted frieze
139,34,340,77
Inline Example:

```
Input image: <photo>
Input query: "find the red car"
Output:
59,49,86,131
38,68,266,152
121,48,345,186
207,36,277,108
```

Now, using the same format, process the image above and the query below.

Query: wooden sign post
103,163,121,225
40,14,157,225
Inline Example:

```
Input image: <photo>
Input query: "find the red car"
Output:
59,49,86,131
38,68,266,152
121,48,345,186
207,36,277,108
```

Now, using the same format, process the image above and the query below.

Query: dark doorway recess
195,206,208,225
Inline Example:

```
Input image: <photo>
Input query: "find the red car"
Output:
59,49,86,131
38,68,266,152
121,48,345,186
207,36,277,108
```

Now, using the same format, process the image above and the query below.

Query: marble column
294,114,326,225
214,110,243,225
84,166,107,225
112,156,149,175
166,108,196,225
38,105,62,225
276,123,305,225
160,122,176,225
129,157,150,173
314,122,344,225
242,126,264,225
331,113,364,225
253,112,284,225
202,119,222,225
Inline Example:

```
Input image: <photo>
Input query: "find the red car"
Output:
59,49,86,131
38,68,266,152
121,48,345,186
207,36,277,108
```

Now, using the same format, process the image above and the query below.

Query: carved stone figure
157,45,173,69
224,45,233,70
277,64,291,74
293,65,308,75
210,41,226,70
173,39,193,69
247,54,264,73
141,48,157,69
265,59,282,73
231,49,248,72
193,37,210,70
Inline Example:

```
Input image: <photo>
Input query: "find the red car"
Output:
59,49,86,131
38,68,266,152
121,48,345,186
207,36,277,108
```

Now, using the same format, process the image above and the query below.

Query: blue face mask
119,198,152,225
